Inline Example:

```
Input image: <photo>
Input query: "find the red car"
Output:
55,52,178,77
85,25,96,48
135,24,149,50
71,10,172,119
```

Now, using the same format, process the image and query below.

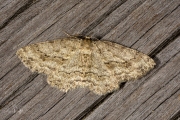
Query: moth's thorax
81,39,91,47
78,39,92,69
80,39,92,54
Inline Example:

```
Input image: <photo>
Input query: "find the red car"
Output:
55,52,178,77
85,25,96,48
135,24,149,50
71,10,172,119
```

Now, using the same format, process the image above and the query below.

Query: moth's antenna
62,31,71,37
62,31,80,38
62,31,85,39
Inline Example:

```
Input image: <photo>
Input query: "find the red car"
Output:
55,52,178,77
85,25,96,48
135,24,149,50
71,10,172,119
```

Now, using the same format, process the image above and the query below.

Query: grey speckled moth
16,36,155,95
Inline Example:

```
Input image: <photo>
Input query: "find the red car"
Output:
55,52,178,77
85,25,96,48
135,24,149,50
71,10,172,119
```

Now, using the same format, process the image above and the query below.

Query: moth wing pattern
16,37,155,95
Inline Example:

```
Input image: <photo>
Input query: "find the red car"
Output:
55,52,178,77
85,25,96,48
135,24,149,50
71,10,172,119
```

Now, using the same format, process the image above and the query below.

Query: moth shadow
119,82,126,89
153,56,161,69
94,35,102,40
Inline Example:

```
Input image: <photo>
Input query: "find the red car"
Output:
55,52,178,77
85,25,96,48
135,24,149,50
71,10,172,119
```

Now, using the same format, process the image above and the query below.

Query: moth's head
75,35,92,40
69,35,99,41
63,31,99,41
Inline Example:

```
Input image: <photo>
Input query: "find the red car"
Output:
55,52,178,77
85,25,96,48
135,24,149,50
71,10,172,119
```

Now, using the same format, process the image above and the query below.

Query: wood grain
0,0,179,120
84,35,180,120
0,0,30,28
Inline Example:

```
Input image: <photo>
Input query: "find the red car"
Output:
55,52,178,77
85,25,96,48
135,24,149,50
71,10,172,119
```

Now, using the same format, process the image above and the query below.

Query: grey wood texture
0,0,180,120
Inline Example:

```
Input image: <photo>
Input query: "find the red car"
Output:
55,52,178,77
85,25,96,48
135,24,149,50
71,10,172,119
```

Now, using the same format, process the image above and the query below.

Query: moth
16,35,155,95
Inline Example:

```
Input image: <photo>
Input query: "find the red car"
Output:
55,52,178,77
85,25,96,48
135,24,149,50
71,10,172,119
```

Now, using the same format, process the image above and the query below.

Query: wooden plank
0,0,60,78
126,67,180,119
0,0,81,78
132,4,180,54
0,0,120,78
0,64,37,104
0,0,179,119
1,0,149,117
146,75,180,120
0,0,123,111
0,0,81,64
66,0,138,36
124,37,180,120
0,75,47,120
88,0,147,37
85,37,180,120
104,0,180,49
8,86,66,120
29,0,126,40
37,91,99,120
0,0,126,118
0,0,127,111
0,0,30,28
18,1,180,120
0,0,129,119
57,1,178,119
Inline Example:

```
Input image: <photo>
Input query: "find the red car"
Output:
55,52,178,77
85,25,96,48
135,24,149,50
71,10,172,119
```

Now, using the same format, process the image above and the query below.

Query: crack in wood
91,0,147,39
72,14,180,120
170,109,180,120
7,83,47,120
149,28,180,58
81,0,127,36
0,73,39,108
0,0,35,30
0,0,179,119
126,71,180,120
0,62,21,80
35,93,67,119
74,92,113,120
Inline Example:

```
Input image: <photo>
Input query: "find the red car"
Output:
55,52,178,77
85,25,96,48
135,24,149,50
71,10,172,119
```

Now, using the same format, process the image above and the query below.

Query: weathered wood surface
0,0,180,120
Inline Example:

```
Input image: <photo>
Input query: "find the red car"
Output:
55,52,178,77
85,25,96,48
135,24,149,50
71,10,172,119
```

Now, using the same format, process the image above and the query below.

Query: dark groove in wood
75,41,172,120
127,72,180,120
74,93,113,120
0,13,38,47
146,85,180,119
0,1,179,119
170,109,180,120
0,62,21,80
61,92,91,119
74,51,179,120
96,0,146,39
155,51,179,75
131,13,170,48
0,1,13,10
7,84,47,120
149,28,180,58
0,0,83,79
67,0,108,32
73,83,126,120
0,40,6,47
125,88,162,119
103,52,180,120
0,0,35,30
0,73,39,108
81,0,127,35
35,93,67,120
24,0,83,42
131,3,180,48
